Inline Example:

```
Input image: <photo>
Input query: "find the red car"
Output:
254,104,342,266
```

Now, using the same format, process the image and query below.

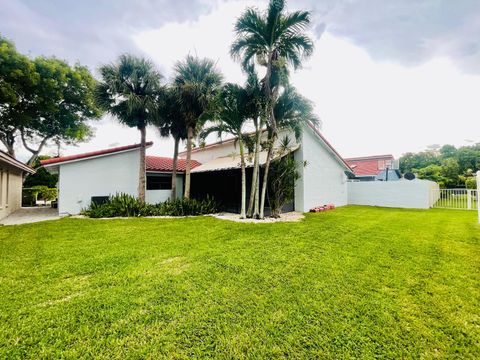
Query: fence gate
430,188,478,210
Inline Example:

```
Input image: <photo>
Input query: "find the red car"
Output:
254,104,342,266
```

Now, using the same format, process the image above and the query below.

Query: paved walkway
0,207,60,226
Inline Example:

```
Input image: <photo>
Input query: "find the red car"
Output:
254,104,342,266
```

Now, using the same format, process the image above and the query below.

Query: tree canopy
0,36,101,163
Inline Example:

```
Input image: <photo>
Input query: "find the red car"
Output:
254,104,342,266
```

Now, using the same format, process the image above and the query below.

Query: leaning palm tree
231,0,314,218
154,86,187,200
200,83,252,218
173,55,223,198
96,54,163,201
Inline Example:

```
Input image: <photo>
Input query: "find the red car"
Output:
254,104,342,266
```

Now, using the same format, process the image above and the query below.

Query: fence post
477,171,480,224
467,189,472,210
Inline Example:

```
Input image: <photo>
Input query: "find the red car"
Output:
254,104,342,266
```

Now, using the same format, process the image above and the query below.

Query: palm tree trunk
184,125,194,199
259,134,276,219
239,139,246,218
247,126,261,218
171,136,180,201
138,126,147,202
254,165,260,218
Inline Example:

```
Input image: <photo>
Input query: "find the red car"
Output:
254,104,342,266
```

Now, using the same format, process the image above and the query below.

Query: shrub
82,193,218,218
465,177,477,190
22,186,57,206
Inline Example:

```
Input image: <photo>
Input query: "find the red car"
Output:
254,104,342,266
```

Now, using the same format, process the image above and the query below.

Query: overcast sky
2,0,480,160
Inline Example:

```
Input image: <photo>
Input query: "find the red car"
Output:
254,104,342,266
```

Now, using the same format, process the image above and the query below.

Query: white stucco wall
0,166,23,220
347,179,439,209
57,150,140,215
295,126,348,212
182,130,299,164
145,174,183,204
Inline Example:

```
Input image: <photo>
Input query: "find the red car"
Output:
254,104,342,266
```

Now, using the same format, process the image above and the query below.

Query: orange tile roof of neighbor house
344,154,395,176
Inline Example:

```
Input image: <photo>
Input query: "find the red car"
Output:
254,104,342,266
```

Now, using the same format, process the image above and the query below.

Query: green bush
22,186,57,206
465,177,477,189
82,193,218,218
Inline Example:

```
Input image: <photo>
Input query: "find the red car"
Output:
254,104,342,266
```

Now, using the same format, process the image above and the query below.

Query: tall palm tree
243,64,264,219
200,83,252,218
155,87,187,200
173,55,223,199
96,54,163,202
231,0,314,218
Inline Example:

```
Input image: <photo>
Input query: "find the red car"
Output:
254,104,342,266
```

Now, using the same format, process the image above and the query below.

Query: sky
1,0,480,161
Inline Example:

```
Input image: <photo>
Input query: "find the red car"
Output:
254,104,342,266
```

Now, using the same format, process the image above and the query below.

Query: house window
146,175,172,190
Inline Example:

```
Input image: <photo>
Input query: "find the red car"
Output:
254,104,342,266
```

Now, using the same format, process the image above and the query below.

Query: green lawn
1,206,479,359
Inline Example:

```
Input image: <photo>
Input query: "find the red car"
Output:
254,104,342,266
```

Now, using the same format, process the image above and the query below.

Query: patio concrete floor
0,207,60,226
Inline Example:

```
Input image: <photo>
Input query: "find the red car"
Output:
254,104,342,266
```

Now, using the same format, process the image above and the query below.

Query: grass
0,206,479,359
433,193,478,210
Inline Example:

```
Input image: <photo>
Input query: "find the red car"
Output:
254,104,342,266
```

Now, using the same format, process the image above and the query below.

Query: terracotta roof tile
146,156,201,172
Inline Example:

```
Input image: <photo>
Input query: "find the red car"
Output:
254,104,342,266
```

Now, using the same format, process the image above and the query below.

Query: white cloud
12,0,480,161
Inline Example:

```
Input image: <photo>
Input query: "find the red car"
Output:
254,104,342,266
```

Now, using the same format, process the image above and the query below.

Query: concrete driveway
0,207,60,226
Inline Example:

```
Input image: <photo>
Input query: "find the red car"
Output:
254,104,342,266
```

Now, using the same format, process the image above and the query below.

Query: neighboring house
345,154,401,181
0,151,35,220
42,122,351,215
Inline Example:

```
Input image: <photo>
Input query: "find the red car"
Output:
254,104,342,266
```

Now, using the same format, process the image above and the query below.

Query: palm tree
200,83,252,218
243,64,264,219
96,54,163,202
231,0,314,218
173,55,223,199
275,86,320,136
155,87,187,200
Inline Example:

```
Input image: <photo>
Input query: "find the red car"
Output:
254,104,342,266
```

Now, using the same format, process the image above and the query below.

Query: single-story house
41,122,351,215
0,151,35,220
345,154,401,181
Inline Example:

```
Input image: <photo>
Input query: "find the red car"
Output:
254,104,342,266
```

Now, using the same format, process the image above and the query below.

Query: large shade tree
173,55,223,198
231,0,314,218
96,54,163,201
21,58,101,165
0,37,100,162
0,36,38,157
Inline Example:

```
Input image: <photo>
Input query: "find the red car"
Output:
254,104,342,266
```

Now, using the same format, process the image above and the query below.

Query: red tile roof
345,155,394,176
40,142,153,166
146,156,201,172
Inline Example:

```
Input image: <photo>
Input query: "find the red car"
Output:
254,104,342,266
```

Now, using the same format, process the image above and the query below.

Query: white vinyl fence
348,179,439,209
430,188,478,210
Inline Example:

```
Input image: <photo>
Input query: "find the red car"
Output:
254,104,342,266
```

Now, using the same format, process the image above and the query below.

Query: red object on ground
309,204,336,213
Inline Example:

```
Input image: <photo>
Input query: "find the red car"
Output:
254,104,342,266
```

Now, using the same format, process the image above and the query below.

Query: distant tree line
400,144,479,188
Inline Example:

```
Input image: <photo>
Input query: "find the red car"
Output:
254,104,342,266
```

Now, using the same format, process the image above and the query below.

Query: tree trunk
184,126,194,199
1,137,15,158
21,133,49,166
254,165,260,218
138,126,146,202
247,126,261,218
171,136,180,201
259,135,276,219
258,51,278,219
239,139,246,218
